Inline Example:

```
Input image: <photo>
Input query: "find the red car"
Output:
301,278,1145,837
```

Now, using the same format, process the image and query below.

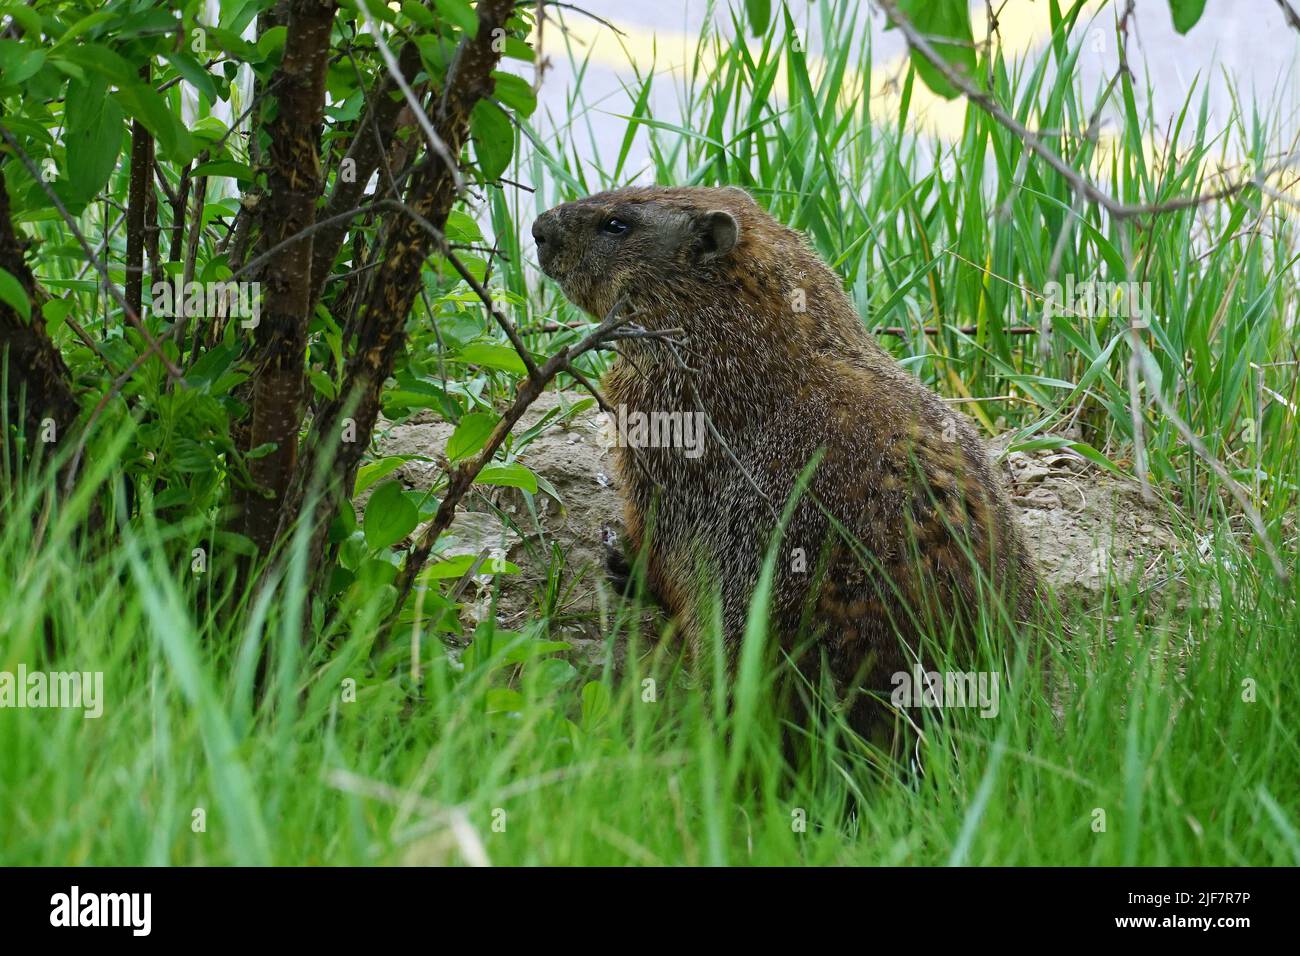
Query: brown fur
533,185,1039,738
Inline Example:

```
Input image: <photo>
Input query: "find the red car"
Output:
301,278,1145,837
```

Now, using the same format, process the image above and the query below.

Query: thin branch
560,358,657,485
357,1,464,192
125,64,152,318
1276,0,1300,32
526,1,626,37
384,299,639,632
440,246,543,381
231,200,386,282
0,123,183,382
873,0,1279,220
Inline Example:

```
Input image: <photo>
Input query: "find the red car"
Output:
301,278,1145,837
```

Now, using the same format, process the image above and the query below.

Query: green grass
2,0,1299,864
2,453,1297,865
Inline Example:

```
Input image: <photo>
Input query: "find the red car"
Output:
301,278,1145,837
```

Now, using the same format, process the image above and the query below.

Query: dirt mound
373,392,629,662
997,442,1184,601
370,391,1190,656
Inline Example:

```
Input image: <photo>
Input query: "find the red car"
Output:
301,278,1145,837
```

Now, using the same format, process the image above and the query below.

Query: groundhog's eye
600,217,629,236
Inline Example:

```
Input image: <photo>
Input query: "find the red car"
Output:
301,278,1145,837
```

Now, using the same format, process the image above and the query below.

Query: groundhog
532,185,1039,741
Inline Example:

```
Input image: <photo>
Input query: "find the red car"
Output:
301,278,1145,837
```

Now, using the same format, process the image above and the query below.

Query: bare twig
0,123,183,382
526,1,627,37
231,200,386,282
559,358,657,484
440,246,543,381
873,0,1279,220
1276,0,1300,32
357,2,464,191
384,299,639,631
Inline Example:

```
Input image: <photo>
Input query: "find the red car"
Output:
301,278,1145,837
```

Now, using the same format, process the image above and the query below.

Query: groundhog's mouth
537,260,592,313
536,252,578,299
538,262,571,295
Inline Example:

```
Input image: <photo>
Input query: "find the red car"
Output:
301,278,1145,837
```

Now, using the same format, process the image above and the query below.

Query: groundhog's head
532,186,755,318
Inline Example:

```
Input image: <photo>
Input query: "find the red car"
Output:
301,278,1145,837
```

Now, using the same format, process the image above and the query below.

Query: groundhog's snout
531,211,561,274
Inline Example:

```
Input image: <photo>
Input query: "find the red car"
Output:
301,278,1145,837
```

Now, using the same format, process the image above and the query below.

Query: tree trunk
0,171,78,471
125,65,152,320
241,0,338,553
276,0,516,572
308,40,424,310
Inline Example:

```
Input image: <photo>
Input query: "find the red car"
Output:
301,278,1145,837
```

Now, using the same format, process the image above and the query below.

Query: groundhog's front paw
601,524,635,595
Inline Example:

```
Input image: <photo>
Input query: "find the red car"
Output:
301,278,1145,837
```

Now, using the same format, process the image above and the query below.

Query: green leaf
355,558,397,588
257,26,288,61
0,40,45,87
212,530,259,557
339,531,366,570
744,0,772,35
476,461,538,493
188,117,233,145
190,160,255,181
60,44,196,162
51,11,116,49
469,99,513,181
363,480,419,549
503,37,533,63
307,369,337,400
356,0,398,25
433,0,478,36
401,0,436,29
444,209,483,244
1168,0,1208,33
205,27,262,63
184,342,238,389
325,89,364,123
163,51,220,104
64,75,124,206
890,0,977,100
0,267,30,321
382,389,446,411
112,81,195,162
419,553,520,580
491,72,536,118
485,687,524,713
581,680,611,729
504,639,571,663
173,438,215,472
0,4,42,37
459,341,528,376
355,456,413,496
446,412,496,461
529,657,577,692
41,297,73,331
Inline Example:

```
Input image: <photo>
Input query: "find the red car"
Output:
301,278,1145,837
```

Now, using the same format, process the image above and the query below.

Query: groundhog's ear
695,210,739,263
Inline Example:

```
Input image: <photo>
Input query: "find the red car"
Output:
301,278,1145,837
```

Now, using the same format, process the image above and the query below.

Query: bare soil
369,391,1193,660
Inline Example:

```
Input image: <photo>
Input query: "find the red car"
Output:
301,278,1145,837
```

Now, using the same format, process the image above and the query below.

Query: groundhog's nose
531,216,553,248
532,214,559,270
